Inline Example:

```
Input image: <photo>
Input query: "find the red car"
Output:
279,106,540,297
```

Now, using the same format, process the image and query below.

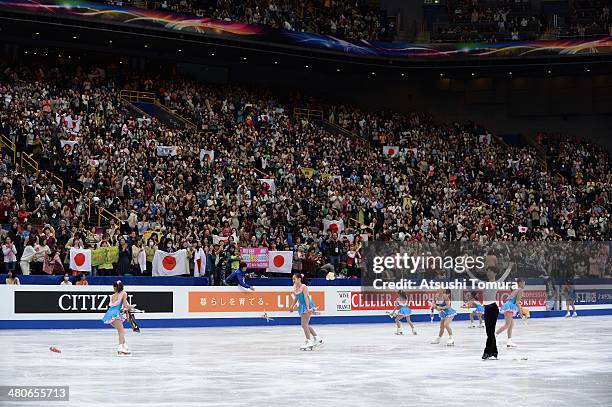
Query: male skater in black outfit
467,265,513,360
482,267,500,359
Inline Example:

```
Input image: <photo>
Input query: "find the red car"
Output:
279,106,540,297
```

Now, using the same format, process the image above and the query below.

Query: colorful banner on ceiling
1,0,611,60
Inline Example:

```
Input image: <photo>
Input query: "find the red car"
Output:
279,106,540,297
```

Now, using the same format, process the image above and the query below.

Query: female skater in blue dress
496,278,525,348
102,280,132,355
466,291,484,328
289,273,323,350
562,281,577,318
431,288,456,346
393,290,417,335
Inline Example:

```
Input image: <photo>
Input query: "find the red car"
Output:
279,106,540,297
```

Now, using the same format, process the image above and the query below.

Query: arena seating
0,58,610,280
105,0,396,41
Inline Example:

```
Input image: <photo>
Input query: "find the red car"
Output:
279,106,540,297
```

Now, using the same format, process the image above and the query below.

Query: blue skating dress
102,291,127,324
471,301,485,314
499,291,521,316
437,298,457,319
295,285,315,315
398,299,412,316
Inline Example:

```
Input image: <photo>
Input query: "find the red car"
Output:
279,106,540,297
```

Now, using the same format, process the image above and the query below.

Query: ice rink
1,316,611,407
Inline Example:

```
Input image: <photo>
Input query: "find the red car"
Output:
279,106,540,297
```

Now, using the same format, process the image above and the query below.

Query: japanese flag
383,146,399,158
518,226,528,233
69,248,91,272
323,219,345,234
259,179,276,194
193,248,206,277
479,134,492,144
199,149,214,163
268,251,293,274
406,148,418,159
152,249,187,276
63,114,73,130
61,140,79,155
70,117,81,134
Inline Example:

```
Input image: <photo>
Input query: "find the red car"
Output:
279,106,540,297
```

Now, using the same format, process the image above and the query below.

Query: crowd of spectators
106,0,395,41
0,57,610,283
565,0,612,37
432,0,542,43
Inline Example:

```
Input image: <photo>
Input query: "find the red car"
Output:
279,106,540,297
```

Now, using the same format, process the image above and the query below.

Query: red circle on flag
205,154,211,161
162,256,176,270
273,255,285,268
387,148,395,156
74,253,85,267
329,223,339,233
262,182,270,189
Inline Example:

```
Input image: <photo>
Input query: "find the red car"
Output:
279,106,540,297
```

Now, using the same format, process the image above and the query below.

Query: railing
119,89,156,104
155,102,196,129
0,134,16,163
253,167,271,178
294,108,323,121
98,207,121,227
520,134,548,171
0,127,106,226
323,120,370,150
348,217,374,237
120,89,196,129
21,152,38,172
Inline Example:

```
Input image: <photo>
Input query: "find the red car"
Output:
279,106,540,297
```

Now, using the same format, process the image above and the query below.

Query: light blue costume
397,300,412,316
500,290,521,316
295,286,315,315
437,298,456,319
102,291,127,324
471,301,485,314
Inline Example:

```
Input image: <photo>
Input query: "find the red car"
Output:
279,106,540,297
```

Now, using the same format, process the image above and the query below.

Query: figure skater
393,290,417,335
466,264,513,360
562,280,577,318
466,291,484,328
289,273,322,350
431,288,456,346
102,280,133,355
496,278,525,348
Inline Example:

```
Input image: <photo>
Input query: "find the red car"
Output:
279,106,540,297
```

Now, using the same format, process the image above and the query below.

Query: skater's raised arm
496,263,513,283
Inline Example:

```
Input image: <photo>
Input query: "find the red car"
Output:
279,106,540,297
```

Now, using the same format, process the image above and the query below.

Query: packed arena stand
0,59,610,281
430,0,543,43
105,0,396,41
566,0,612,37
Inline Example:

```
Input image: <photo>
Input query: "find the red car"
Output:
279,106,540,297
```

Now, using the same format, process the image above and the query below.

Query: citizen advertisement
14,291,174,314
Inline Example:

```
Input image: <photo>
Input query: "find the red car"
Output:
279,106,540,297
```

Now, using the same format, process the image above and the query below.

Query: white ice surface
1,316,611,407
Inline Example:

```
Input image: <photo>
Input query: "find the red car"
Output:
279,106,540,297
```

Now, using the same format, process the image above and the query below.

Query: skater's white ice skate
431,337,441,344
396,328,403,335
478,323,484,328
469,322,476,328
506,339,517,348
313,336,323,348
117,344,131,356
572,312,578,318
412,328,417,335
300,339,315,351
446,337,455,346
565,312,571,318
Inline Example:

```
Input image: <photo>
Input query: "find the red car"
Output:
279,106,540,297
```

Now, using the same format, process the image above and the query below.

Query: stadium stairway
0,133,120,228
119,90,196,130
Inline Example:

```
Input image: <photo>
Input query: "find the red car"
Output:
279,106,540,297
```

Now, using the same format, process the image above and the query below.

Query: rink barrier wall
1,284,611,329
